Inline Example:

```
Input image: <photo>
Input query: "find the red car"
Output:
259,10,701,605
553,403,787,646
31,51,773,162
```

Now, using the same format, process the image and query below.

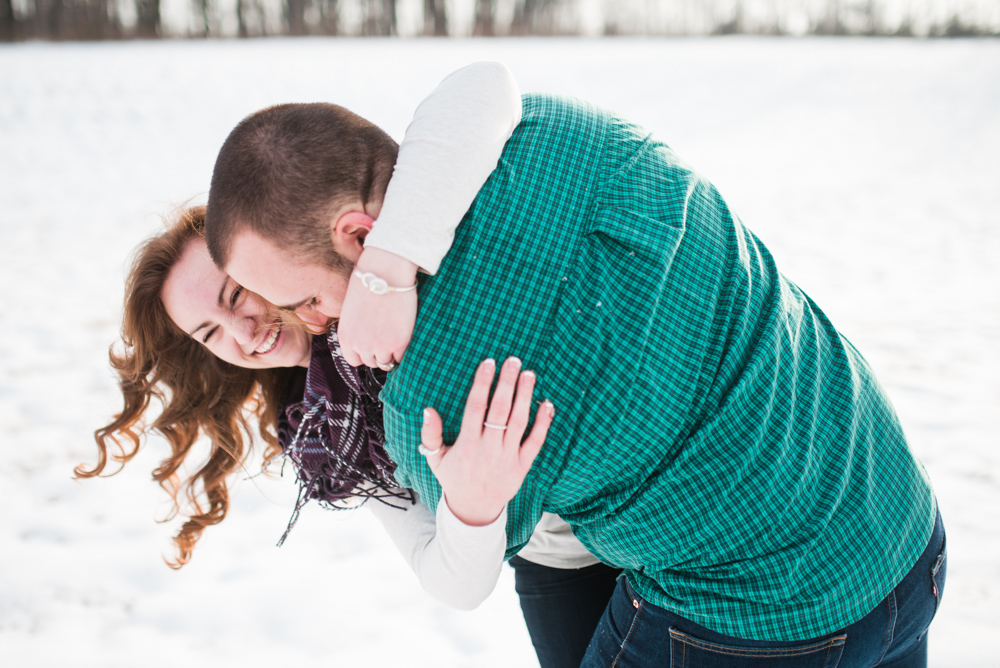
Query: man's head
205,102,399,326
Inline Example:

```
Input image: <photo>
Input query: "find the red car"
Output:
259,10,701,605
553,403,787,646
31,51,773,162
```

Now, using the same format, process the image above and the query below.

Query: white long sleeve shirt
369,494,598,611
364,61,523,274
354,62,599,610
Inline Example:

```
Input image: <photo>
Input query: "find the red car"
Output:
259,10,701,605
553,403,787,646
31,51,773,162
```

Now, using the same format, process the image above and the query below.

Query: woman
84,206,620,665
83,205,301,567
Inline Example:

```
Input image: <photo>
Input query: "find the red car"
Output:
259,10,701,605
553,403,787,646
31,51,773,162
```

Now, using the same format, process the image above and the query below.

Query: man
204,86,942,667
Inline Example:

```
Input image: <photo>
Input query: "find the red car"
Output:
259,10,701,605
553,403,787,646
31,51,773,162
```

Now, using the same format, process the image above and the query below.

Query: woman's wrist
355,247,419,288
442,492,504,527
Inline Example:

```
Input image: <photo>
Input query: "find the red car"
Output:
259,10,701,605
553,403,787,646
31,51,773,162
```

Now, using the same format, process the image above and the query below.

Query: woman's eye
202,326,219,344
230,285,243,308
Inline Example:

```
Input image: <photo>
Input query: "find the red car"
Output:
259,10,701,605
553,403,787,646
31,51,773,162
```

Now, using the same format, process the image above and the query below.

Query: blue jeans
581,508,946,668
510,556,623,668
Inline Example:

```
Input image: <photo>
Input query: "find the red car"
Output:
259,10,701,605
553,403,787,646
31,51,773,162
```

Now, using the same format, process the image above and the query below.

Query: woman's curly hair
79,205,301,568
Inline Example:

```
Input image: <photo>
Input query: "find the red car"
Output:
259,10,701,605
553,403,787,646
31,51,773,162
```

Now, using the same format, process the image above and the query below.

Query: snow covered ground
0,36,997,667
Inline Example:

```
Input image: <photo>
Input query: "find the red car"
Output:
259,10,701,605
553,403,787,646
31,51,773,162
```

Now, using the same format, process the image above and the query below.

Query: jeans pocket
669,629,846,668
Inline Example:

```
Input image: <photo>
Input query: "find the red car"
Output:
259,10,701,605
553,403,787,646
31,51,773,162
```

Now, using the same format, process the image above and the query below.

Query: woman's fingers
458,358,496,440
375,351,398,372
483,357,522,434
518,401,554,470
504,370,535,444
419,407,446,466
422,360,554,526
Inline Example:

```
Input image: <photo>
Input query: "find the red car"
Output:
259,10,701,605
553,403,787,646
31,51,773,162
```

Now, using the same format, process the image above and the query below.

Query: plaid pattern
380,94,935,641
276,329,410,544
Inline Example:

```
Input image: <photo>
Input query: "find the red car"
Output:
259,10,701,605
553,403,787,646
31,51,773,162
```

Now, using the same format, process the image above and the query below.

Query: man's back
381,93,934,641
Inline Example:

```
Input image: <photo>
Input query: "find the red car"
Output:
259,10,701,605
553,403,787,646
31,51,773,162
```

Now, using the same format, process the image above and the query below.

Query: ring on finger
418,443,442,456
379,362,397,371
483,421,508,431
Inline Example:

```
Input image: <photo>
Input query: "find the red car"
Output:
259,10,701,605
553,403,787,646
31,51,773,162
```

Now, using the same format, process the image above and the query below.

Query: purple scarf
276,327,413,545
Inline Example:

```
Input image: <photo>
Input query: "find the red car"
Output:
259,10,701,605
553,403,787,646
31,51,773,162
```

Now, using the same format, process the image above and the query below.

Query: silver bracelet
354,270,417,295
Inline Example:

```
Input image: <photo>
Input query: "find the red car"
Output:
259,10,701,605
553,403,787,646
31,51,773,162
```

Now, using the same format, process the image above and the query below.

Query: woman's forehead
162,238,229,332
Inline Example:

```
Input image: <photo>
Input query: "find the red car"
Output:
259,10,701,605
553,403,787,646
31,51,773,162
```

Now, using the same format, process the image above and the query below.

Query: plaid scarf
276,327,414,545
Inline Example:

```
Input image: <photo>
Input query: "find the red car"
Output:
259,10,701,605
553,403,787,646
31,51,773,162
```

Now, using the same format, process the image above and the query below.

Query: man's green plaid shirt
380,94,935,641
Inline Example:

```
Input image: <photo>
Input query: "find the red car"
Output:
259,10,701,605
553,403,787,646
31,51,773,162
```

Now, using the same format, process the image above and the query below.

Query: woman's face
162,237,311,369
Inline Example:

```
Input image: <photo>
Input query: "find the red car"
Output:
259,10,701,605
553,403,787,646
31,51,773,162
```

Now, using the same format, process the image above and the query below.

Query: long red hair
79,206,301,568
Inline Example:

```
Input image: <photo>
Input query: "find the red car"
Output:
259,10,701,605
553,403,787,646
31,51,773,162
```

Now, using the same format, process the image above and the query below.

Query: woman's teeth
255,325,280,354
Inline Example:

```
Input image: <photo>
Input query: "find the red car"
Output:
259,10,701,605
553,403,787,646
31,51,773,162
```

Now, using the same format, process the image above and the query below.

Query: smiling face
161,237,311,370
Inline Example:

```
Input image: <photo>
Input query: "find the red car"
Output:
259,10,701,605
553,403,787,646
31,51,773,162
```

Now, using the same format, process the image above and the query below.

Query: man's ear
330,210,375,263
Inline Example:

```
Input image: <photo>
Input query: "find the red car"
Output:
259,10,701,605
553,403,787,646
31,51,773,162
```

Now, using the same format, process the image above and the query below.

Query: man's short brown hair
205,102,399,270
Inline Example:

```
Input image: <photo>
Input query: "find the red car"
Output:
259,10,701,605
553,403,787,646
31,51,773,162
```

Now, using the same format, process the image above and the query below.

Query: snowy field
1,36,998,667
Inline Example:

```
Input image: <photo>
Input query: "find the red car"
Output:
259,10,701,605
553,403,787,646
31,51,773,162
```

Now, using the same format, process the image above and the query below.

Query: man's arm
337,61,522,368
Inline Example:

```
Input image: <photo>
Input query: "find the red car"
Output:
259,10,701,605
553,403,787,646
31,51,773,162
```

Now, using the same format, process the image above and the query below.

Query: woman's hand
337,247,419,369
419,357,555,526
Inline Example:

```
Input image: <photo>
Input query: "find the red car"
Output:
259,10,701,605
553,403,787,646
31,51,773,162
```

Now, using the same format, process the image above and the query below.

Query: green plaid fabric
380,94,935,641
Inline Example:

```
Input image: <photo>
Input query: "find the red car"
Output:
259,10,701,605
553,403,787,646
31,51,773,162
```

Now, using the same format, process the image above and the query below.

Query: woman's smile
162,237,311,369
254,323,281,354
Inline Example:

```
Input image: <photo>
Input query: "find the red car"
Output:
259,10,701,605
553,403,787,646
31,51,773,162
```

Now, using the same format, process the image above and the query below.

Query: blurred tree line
2,0,997,41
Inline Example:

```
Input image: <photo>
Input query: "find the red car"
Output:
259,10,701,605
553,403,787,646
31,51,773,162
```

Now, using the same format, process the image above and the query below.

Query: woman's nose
228,315,257,345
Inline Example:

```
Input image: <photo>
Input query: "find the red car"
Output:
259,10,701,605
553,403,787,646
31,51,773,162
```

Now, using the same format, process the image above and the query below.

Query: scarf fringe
274,333,412,547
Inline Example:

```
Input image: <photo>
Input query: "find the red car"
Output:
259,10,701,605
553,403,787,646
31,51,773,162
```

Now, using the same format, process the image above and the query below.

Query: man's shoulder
504,94,661,191
520,92,602,115
515,93,612,138
484,93,613,204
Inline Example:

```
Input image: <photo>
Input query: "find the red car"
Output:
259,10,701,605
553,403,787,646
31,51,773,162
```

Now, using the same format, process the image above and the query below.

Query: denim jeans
510,556,623,668
581,508,946,668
